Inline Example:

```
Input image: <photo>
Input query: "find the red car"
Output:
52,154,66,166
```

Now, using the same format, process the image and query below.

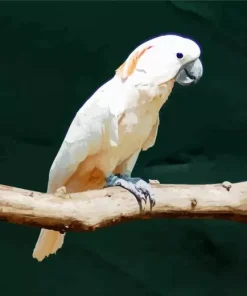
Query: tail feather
32,229,65,262
32,166,106,261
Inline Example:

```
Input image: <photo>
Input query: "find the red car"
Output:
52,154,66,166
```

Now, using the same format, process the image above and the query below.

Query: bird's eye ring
176,53,183,59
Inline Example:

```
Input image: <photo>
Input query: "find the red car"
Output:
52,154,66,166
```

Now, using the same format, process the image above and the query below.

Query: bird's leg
105,173,155,209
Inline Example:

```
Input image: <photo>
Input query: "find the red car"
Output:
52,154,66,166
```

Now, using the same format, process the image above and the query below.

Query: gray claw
105,174,156,209
114,178,145,204
135,179,156,208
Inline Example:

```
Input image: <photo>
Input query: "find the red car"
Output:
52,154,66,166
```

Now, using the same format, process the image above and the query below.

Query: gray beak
176,58,203,86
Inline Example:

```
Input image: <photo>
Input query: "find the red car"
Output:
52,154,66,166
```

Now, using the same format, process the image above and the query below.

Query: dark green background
0,1,247,295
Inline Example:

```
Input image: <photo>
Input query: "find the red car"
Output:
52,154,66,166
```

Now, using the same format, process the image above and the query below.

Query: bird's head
116,34,203,88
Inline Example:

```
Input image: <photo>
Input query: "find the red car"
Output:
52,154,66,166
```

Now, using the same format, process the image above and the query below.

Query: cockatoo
32,34,203,261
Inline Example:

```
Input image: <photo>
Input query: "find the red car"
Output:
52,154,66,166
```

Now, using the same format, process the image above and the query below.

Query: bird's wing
47,80,119,193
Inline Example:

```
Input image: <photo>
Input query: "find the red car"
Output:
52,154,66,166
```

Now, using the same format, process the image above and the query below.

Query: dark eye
176,52,183,59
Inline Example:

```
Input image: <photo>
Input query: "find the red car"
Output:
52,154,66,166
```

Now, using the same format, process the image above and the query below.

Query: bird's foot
105,174,155,209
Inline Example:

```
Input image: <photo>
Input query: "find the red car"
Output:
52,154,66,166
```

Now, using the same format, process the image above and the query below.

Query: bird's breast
114,105,155,161
95,89,169,174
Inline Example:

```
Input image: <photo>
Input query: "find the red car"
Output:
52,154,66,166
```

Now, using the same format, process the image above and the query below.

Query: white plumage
32,34,203,261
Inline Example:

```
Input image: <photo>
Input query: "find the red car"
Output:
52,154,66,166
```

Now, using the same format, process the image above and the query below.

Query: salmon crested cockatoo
32,34,203,261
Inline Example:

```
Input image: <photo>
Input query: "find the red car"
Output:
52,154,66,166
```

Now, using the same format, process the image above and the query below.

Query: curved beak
176,58,203,86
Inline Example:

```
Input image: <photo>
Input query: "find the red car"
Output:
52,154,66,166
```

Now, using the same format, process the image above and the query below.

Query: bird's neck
127,78,175,112
110,76,175,116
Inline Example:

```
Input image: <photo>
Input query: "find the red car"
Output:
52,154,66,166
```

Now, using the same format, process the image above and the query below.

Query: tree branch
0,180,247,233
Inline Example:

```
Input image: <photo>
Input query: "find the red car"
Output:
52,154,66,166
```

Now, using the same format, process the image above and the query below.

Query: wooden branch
1,180,247,233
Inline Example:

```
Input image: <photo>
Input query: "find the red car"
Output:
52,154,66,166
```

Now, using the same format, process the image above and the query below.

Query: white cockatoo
32,34,203,261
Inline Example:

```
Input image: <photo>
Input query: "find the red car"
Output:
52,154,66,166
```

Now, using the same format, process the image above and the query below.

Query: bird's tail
32,167,106,262
32,229,65,262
